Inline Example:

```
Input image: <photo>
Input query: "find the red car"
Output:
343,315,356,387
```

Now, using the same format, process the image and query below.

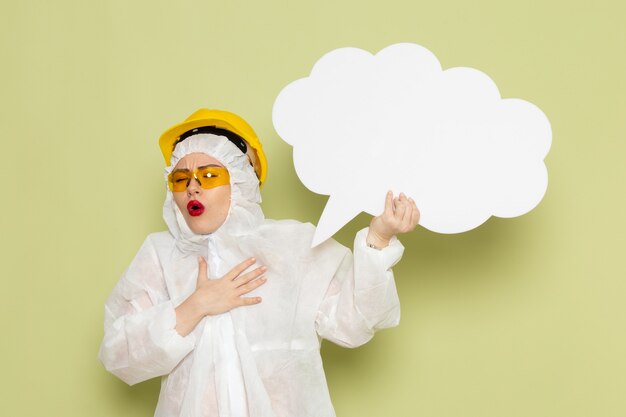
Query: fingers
239,296,263,306
196,257,208,286
401,196,413,225
235,266,267,295
234,266,267,287
410,198,420,227
383,190,394,217
227,259,268,303
236,275,267,296
224,257,257,281
393,193,408,220
398,196,419,232
383,192,421,234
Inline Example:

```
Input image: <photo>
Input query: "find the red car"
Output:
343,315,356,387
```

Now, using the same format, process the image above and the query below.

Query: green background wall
1,0,625,416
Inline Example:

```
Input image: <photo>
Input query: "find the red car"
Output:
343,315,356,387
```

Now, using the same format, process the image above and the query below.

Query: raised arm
315,191,419,348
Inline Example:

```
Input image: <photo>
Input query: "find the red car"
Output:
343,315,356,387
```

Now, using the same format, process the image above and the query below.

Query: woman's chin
185,215,226,235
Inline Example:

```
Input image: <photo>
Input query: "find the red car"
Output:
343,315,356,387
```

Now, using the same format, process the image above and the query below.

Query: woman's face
171,152,231,234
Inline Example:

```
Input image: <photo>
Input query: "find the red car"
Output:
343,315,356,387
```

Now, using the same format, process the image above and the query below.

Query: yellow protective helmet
159,108,268,186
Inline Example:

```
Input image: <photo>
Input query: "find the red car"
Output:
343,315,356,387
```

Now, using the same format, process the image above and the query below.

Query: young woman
99,109,419,417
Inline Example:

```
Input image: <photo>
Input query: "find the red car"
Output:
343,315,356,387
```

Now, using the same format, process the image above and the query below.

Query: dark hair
174,126,248,154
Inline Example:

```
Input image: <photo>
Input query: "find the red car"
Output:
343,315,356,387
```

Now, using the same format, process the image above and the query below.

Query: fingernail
250,257,256,262
260,266,267,272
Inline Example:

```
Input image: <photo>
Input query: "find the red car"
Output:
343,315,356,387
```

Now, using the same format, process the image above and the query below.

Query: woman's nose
186,178,202,195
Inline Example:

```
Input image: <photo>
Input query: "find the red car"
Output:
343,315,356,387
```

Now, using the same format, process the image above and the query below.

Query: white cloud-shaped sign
272,43,551,247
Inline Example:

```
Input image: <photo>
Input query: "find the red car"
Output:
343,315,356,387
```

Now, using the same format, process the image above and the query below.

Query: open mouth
187,200,205,216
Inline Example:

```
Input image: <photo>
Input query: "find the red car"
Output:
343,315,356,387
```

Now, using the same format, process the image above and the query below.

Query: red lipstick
187,200,205,216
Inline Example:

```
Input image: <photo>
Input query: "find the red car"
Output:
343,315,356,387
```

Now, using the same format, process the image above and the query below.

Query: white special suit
98,135,405,417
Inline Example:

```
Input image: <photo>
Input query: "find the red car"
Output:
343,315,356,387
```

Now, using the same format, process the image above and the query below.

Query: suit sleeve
98,236,196,385
315,227,404,348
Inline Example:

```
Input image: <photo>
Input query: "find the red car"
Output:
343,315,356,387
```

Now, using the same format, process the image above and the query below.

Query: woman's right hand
192,257,266,316
175,257,266,336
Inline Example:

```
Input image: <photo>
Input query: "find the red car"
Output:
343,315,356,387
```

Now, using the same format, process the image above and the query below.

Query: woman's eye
174,178,187,183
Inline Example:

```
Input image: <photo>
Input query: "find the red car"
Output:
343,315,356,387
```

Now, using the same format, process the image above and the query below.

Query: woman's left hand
367,191,420,249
